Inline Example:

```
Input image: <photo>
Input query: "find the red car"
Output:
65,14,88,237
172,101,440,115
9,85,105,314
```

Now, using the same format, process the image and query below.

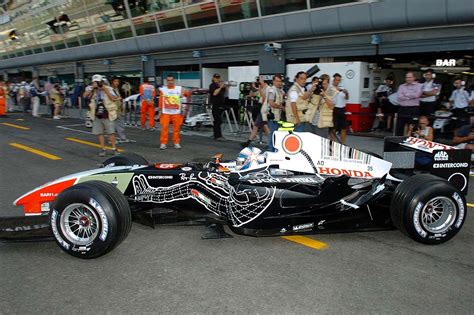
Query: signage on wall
436,59,457,67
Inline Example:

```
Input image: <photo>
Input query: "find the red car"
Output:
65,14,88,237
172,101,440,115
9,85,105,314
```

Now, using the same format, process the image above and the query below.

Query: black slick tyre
390,174,466,244
50,181,132,259
102,153,148,167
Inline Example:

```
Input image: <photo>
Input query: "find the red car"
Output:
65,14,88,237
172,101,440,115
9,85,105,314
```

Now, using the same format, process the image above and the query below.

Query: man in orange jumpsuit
159,74,188,150
140,79,157,131
0,81,6,117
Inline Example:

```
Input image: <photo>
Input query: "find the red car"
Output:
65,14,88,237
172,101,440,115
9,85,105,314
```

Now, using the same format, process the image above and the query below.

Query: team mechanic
140,79,157,131
158,74,188,150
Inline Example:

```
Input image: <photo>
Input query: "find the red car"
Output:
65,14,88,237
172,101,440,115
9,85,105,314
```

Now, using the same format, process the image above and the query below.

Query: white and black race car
1,132,470,259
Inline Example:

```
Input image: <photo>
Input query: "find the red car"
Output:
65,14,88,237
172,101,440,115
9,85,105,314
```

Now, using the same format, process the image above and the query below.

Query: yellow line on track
1,122,30,130
65,137,124,152
9,143,62,160
15,118,25,121
468,203,474,208
281,235,328,250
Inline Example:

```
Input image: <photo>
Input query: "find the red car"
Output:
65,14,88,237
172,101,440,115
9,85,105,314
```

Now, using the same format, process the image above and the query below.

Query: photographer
406,115,434,142
209,73,227,141
285,71,316,131
84,74,118,157
305,74,335,138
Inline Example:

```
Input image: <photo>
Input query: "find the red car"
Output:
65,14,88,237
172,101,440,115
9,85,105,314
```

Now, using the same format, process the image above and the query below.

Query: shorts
333,107,348,130
254,113,267,128
92,118,115,135
382,100,395,115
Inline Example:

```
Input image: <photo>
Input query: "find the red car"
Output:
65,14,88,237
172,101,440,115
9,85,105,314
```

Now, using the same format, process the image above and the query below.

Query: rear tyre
102,153,148,167
50,181,132,258
390,174,466,244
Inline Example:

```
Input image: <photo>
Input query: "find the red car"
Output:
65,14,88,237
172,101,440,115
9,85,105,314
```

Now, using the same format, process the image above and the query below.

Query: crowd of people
1,69,472,155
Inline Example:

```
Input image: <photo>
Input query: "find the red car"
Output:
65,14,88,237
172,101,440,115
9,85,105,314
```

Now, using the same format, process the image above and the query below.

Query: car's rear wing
383,136,471,195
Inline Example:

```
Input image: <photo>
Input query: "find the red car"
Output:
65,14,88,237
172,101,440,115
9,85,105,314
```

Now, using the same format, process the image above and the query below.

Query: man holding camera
286,71,316,131
84,74,118,156
209,73,227,141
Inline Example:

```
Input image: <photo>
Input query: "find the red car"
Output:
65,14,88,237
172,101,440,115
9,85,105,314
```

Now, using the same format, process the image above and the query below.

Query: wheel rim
60,203,100,246
420,197,457,234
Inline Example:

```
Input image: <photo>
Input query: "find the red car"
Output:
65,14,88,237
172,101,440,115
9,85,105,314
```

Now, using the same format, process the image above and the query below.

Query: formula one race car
1,132,470,259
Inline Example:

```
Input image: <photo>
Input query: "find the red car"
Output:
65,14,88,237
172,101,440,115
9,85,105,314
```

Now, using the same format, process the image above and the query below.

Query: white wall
228,65,259,100
202,68,228,89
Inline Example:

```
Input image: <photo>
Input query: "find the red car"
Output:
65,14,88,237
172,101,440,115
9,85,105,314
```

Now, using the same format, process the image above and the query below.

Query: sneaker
174,143,182,149
141,127,146,131
53,115,61,120
149,127,156,131
99,149,106,157
160,144,167,150
215,137,227,142
121,138,131,143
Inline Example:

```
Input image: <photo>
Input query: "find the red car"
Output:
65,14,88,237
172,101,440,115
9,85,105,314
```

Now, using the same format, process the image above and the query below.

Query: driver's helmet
236,147,265,171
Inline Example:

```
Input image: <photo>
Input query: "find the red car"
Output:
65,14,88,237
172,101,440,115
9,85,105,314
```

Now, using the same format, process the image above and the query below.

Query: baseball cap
213,73,221,78
92,74,104,82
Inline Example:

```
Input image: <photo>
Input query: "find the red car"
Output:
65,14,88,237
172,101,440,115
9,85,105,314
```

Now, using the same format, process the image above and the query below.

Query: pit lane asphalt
1,113,473,314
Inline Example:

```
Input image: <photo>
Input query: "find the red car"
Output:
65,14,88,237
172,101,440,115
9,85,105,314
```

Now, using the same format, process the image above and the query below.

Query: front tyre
50,181,132,258
390,175,466,245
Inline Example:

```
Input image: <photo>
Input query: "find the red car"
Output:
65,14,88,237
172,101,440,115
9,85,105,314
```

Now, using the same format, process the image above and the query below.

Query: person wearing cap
420,69,440,118
84,74,119,156
49,83,64,119
158,74,189,150
209,73,227,141
140,78,157,131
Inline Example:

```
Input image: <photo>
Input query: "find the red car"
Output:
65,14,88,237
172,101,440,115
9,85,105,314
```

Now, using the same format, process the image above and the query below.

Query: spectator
286,71,315,132
121,81,132,98
262,74,285,151
452,124,473,152
448,78,470,128
30,77,41,117
209,73,227,141
373,77,395,131
111,77,131,143
140,78,157,131
158,74,188,150
396,72,422,136
406,115,434,141
49,84,64,119
18,81,31,113
241,77,271,148
85,74,118,157
0,81,5,116
420,69,440,118
330,73,349,144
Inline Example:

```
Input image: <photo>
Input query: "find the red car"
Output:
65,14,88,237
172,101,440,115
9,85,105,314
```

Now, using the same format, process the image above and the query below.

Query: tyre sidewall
50,186,119,258
404,183,466,244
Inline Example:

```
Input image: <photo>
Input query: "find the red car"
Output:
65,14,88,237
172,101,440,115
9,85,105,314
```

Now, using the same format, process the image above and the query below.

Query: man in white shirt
420,69,440,118
330,73,349,144
449,78,470,128
285,71,316,131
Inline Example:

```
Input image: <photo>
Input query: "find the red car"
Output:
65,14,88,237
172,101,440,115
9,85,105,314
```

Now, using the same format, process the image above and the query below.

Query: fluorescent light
383,57,396,61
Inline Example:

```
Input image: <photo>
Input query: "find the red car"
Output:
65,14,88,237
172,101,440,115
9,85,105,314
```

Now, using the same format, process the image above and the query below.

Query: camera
264,42,282,51
314,79,323,95
98,82,103,88
224,81,237,87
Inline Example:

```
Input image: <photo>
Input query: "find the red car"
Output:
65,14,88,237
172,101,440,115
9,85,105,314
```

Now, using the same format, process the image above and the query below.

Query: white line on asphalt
56,125,92,135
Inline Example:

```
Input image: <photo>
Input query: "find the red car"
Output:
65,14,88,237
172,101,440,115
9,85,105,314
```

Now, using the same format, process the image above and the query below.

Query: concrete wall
1,0,473,72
